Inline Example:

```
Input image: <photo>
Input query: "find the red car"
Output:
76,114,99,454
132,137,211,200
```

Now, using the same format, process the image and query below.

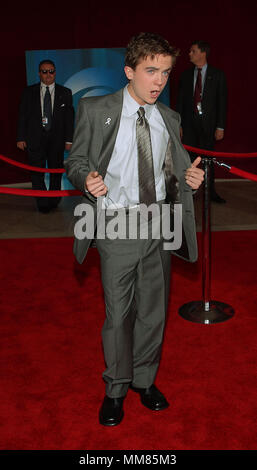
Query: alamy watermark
74,197,182,250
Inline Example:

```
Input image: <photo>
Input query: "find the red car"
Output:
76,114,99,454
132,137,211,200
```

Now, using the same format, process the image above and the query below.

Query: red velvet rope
1,165,256,197
0,187,81,196
0,146,256,197
229,166,257,182
0,155,64,173
184,145,257,158
1,145,257,177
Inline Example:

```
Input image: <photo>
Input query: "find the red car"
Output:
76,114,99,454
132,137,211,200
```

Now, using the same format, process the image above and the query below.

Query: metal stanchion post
178,156,235,324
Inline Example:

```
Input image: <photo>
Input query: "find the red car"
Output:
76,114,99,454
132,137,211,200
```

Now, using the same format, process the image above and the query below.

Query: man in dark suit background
176,41,227,203
17,60,74,212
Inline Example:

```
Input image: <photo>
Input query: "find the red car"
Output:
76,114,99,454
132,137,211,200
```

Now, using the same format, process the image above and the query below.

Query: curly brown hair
125,32,179,70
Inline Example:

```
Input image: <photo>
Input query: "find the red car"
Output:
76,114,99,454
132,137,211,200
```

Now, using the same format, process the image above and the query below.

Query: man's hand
215,129,224,141
185,156,204,190
17,141,27,151
85,171,108,197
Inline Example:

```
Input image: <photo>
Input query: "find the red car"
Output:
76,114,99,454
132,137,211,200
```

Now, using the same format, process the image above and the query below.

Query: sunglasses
40,69,56,74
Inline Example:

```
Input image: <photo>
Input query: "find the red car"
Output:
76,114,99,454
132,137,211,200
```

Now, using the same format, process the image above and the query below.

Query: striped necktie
136,107,156,205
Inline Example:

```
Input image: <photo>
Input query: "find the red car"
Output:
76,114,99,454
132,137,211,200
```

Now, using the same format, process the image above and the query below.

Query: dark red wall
1,0,256,183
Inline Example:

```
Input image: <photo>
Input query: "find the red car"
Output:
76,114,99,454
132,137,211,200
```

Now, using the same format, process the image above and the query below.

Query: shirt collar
195,63,208,74
40,81,55,91
123,85,155,120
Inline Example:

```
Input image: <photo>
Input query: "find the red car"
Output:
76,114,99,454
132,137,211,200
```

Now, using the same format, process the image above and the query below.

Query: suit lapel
157,103,181,168
202,65,213,101
189,67,195,98
97,89,123,178
34,84,42,122
157,102,190,179
187,67,194,106
53,84,61,118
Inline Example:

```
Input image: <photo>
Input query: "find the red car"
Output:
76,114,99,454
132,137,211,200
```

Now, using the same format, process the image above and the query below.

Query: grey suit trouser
96,205,171,398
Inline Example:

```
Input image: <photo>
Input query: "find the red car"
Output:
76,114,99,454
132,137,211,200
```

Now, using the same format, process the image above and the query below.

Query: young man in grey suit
65,32,204,426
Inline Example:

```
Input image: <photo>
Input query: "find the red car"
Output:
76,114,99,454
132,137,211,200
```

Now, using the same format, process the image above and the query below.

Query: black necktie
136,107,156,205
194,68,202,113
43,86,52,131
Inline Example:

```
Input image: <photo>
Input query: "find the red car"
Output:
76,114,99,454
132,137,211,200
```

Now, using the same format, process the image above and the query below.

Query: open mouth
150,90,160,99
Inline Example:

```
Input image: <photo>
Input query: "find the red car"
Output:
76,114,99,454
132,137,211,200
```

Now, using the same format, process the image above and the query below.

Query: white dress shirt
103,86,169,209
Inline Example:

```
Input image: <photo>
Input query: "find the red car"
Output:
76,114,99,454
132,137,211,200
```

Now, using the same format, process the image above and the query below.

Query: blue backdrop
26,48,170,188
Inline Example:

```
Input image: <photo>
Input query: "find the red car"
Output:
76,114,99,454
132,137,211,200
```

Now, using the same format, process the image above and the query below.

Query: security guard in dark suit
17,60,74,212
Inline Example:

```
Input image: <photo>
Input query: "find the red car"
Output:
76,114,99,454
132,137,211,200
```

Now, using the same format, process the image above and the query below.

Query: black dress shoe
130,384,169,411
99,396,125,426
211,192,226,204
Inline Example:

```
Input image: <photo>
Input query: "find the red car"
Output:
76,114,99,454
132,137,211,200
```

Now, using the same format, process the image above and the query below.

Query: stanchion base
178,300,234,324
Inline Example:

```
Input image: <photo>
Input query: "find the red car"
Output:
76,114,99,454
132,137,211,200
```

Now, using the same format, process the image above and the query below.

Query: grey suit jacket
65,88,198,264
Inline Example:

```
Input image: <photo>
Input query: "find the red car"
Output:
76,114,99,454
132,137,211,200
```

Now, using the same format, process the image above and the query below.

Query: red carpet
0,231,256,450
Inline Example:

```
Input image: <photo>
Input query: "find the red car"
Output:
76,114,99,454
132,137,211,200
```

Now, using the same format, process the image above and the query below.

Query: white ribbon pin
105,117,111,125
